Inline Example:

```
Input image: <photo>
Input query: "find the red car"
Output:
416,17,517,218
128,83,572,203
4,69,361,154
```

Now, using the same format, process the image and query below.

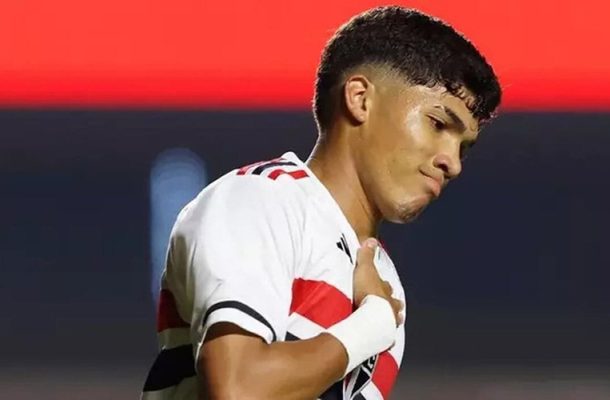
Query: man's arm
199,323,347,400
198,240,404,400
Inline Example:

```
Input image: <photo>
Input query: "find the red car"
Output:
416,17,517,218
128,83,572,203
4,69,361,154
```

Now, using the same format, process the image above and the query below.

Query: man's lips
422,173,443,198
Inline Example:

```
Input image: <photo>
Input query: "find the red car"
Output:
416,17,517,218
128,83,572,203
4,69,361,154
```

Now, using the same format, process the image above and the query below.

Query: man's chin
389,200,429,224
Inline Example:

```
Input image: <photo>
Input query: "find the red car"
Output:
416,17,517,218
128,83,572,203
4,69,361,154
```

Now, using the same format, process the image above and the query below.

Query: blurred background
2,1,610,399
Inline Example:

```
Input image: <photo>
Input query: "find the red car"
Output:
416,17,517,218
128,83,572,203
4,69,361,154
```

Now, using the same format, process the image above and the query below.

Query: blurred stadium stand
2,111,610,398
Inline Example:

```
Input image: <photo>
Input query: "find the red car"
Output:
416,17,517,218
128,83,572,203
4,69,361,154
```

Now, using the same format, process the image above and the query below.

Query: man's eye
430,117,447,131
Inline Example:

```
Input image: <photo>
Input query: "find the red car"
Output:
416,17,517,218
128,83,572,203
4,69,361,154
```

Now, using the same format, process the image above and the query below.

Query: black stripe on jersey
351,362,375,398
142,344,195,392
287,331,367,400
203,300,277,342
252,161,296,175
320,381,344,400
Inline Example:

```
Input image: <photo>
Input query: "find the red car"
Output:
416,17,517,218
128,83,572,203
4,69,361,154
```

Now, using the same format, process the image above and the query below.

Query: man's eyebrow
434,105,466,133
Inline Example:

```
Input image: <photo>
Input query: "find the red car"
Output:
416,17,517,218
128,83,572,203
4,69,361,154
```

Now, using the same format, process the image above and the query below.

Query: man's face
354,81,479,223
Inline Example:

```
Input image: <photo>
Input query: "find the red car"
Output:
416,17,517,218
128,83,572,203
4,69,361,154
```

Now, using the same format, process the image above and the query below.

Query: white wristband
325,294,396,376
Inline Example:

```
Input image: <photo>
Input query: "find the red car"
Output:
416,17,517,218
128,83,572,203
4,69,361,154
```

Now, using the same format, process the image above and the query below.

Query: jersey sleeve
167,175,304,348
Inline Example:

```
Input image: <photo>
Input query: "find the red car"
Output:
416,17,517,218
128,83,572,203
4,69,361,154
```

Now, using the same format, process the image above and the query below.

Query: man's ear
343,75,374,124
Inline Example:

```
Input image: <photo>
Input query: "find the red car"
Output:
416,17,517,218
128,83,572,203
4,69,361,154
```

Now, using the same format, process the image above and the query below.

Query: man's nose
432,151,462,181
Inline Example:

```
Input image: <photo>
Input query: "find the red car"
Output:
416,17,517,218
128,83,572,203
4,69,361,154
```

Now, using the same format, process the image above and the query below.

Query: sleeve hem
194,304,277,375
202,300,278,343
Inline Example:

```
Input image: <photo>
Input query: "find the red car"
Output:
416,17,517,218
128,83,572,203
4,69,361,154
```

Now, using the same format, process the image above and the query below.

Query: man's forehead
401,84,479,131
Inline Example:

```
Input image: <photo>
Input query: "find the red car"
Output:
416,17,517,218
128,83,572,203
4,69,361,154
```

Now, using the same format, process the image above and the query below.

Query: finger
392,298,404,314
356,238,378,266
396,299,405,312
390,299,404,326
383,280,393,295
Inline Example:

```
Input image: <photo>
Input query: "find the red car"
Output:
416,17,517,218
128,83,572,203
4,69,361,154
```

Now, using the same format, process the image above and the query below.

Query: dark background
2,110,609,398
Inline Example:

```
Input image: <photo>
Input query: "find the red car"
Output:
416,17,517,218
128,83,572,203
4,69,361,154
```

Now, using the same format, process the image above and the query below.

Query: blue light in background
150,148,207,305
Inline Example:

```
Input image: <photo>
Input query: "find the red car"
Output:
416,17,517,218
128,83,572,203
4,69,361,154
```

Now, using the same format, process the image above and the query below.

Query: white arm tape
325,294,396,376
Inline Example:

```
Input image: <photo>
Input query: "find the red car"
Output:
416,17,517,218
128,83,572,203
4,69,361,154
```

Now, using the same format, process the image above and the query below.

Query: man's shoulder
174,156,312,233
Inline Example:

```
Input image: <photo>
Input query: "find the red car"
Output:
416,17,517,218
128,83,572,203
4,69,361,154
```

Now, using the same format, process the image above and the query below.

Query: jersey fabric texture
142,152,406,400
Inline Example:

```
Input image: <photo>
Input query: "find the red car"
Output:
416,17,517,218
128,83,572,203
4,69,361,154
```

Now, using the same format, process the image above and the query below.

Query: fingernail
365,238,378,248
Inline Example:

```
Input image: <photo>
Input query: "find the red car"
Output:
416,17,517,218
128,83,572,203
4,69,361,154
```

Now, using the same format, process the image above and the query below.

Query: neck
306,131,380,242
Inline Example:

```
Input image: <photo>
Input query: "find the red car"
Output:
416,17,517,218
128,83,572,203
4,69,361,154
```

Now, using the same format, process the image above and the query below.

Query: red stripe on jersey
371,351,399,399
236,158,279,175
157,289,190,332
290,278,352,328
268,168,308,180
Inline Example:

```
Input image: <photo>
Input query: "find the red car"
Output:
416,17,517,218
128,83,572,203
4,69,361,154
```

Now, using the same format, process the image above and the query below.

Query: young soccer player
142,6,501,399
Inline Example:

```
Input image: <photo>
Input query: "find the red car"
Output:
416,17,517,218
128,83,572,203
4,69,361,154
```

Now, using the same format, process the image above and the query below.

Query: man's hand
353,238,404,326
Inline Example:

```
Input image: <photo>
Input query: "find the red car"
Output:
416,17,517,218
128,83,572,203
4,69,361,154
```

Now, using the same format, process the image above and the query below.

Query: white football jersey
142,152,406,400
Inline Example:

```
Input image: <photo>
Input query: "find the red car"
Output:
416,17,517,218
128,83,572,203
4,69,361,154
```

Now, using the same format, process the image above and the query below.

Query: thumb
356,237,378,267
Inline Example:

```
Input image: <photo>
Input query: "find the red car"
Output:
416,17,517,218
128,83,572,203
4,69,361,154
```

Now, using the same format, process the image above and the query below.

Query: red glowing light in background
0,0,608,110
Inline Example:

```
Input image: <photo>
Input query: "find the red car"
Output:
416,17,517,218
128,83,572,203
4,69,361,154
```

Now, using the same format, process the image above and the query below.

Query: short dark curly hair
313,6,502,131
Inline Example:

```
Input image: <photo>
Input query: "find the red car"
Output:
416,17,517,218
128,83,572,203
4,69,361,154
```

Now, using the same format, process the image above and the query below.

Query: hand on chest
287,234,403,337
